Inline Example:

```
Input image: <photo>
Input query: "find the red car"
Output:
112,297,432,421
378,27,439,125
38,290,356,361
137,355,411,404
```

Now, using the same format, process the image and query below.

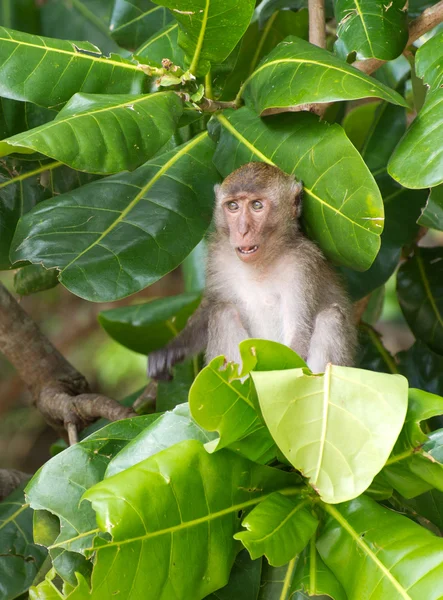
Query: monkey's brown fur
148,162,356,379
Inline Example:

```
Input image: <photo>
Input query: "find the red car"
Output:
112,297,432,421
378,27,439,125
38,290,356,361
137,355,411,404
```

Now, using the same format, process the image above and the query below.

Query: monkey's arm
147,301,209,381
306,304,356,372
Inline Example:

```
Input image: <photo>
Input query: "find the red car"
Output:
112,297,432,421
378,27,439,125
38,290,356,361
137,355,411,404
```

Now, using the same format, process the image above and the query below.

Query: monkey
148,162,356,380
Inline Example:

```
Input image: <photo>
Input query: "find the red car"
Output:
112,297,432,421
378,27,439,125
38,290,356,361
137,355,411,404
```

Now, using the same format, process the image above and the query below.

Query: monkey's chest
237,289,286,343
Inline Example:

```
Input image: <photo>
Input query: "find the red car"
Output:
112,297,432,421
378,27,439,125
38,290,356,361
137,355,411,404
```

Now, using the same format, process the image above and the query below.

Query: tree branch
354,0,443,75
309,0,326,48
0,468,30,501
0,282,134,440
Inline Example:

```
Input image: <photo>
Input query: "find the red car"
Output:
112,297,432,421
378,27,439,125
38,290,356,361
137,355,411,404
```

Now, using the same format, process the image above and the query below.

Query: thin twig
66,422,78,446
197,97,238,112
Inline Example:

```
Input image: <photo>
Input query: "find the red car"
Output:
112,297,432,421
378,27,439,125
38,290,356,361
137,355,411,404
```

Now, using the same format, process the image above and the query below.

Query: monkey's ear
291,179,303,218
214,183,222,199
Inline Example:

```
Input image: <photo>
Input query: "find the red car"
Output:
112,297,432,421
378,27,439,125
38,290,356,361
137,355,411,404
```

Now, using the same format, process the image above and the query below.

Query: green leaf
357,323,398,374
382,388,443,498
0,485,47,600
388,32,443,189
11,133,219,302
213,108,384,271
205,550,262,600
0,97,56,139
106,403,217,477
0,158,98,270
99,292,200,354
252,365,408,503
235,493,318,567
26,414,161,554
41,0,119,56
110,0,173,49
401,488,443,532
398,341,443,396
0,0,40,34
190,340,304,462
151,0,255,75
318,495,443,600
135,22,185,67
334,0,408,61
0,92,183,174
14,264,59,295
397,247,443,355
418,185,443,231
157,359,198,411
182,239,207,293
240,36,408,114
0,26,146,109
79,440,301,600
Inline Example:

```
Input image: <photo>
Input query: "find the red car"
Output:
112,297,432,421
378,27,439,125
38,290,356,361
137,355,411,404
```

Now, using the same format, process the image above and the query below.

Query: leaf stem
309,536,317,595
204,71,213,100
48,527,100,550
0,161,62,190
189,0,210,75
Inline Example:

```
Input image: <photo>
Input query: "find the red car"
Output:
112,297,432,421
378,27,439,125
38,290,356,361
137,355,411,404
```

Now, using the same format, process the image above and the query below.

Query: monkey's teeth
238,246,258,254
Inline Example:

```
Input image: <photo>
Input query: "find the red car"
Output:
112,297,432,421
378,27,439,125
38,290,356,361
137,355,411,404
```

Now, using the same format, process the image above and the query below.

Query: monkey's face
221,193,275,263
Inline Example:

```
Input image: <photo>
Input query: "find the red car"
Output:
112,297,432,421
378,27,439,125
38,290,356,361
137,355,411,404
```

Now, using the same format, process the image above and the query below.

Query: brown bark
0,468,30,501
0,282,134,442
309,0,326,49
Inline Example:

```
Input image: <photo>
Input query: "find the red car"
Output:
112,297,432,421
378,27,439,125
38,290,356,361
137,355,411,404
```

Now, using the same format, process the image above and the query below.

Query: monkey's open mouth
237,245,258,255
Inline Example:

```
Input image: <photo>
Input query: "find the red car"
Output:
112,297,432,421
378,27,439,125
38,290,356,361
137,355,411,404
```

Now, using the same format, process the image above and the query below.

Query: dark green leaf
357,323,398,374
235,493,318,567
11,133,219,302
418,185,443,231
318,495,443,599
182,240,207,293
0,26,146,109
14,264,59,295
41,0,119,55
99,292,200,354
151,0,255,76
79,440,301,600
398,341,443,396
334,0,408,61
0,97,56,139
110,0,173,49
0,485,47,600
0,0,40,34
240,36,408,114
213,108,384,271
0,92,183,174
134,21,185,66
401,488,443,532
341,101,380,151
205,550,262,600
157,359,198,411
397,247,443,355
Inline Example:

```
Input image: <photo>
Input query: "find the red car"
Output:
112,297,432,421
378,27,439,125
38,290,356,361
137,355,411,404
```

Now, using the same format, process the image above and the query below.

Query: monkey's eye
226,201,239,211
251,200,264,211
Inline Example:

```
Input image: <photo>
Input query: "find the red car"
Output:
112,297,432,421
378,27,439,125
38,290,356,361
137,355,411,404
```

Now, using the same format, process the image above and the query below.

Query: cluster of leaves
0,0,443,599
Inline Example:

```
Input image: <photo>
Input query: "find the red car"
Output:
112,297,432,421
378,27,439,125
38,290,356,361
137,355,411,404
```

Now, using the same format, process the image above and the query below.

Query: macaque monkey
148,162,356,380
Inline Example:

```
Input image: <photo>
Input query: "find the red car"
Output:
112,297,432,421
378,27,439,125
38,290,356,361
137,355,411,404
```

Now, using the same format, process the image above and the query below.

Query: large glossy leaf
135,22,185,67
0,158,97,270
234,493,318,567
11,133,219,302
99,292,200,354
190,340,304,463
398,341,443,397
110,0,173,49
397,247,443,355
318,495,443,599
0,485,47,600
252,365,408,503
76,441,302,600
258,544,347,600
106,403,217,476
0,27,146,109
0,92,183,174
382,388,443,498
151,0,255,75
388,32,443,189
418,185,443,231
213,108,384,271
240,36,408,114
205,550,262,600
334,0,408,61
401,488,443,532
41,0,119,56
0,97,56,139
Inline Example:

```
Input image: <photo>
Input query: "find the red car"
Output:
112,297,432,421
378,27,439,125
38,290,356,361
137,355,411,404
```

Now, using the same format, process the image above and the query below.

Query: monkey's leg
147,302,209,380
306,304,355,373
205,303,248,365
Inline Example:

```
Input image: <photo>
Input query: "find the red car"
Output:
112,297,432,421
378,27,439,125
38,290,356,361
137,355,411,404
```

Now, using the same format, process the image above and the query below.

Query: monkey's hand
147,346,186,381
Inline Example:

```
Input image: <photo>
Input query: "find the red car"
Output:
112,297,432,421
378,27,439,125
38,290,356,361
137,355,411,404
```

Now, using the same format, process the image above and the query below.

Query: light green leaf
14,264,59,295
213,108,384,271
397,247,443,355
151,0,255,75
240,36,408,114
10,133,219,302
0,26,146,109
99,292,201,354
110,0,173,49
318,495,443,600
334,0,408,61
234,493,318,567
418,185,443,231
135,22,185,67
252,365,408,503
79,440,302,600
0,92,183,174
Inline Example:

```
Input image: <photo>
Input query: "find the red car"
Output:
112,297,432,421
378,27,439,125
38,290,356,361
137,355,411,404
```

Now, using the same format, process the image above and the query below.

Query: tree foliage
0,0,443,599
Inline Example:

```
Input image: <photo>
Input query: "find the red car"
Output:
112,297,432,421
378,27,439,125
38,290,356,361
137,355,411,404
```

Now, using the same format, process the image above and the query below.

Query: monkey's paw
147,347,185,381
